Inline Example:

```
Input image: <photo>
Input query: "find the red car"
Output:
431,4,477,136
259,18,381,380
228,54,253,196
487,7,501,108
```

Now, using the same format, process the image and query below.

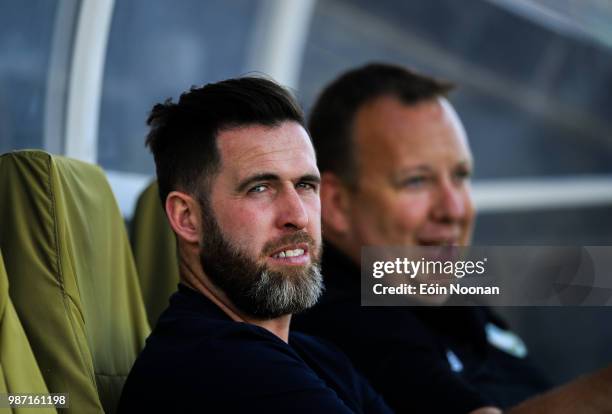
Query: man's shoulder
124,314,332,394
119,315,364,413
147,311,304,371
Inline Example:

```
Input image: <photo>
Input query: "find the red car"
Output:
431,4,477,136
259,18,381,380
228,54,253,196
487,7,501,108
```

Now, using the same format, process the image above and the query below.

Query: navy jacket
293,242,550,413
119,283,392,413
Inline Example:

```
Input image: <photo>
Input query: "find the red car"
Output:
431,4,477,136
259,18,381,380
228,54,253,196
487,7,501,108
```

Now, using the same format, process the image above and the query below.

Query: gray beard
248,265,323,317
198,204,324,319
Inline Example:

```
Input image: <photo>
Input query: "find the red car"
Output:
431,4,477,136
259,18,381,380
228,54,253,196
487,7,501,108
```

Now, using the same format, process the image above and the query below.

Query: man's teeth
274,248,305,258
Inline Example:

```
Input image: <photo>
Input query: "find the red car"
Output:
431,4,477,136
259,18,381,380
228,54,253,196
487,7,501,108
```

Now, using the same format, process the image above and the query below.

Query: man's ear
320,172,352,235
165,191,201,244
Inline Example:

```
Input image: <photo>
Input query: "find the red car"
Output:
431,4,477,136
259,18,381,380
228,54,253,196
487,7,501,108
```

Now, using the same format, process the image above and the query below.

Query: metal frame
64,0,114,163
43,0,80,155
247,0,317,89
473,175,612,212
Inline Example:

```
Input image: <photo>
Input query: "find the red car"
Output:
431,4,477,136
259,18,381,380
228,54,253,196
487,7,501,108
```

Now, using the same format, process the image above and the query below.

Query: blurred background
1,0,611,386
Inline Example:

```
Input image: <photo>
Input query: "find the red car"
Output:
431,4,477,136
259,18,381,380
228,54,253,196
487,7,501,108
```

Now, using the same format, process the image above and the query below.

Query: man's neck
179,258,292,343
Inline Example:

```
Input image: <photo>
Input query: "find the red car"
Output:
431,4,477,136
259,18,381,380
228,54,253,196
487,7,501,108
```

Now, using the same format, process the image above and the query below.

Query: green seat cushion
0,251,57,413
130,181,179,327
0,151,150,414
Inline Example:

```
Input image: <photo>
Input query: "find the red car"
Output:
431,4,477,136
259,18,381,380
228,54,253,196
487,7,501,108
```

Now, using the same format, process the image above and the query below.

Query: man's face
341,96,475,254
199,121,323,319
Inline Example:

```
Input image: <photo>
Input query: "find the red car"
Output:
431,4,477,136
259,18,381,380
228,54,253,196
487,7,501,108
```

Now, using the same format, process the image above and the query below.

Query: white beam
473,175,612,212
64,0,114,163
247,0,317,89
43,0,80,154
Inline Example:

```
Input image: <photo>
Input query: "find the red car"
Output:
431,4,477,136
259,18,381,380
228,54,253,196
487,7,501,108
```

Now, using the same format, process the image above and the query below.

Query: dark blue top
118,283,392,413
292,243,551,414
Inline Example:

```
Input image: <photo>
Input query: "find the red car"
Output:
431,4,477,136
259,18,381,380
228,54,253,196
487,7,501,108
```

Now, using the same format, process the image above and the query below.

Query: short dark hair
146,76,305,205
308,63,454,187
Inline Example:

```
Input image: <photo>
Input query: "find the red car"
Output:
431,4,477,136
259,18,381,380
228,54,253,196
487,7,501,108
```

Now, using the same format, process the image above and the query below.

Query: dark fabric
118,283,393,414
293,242,551,414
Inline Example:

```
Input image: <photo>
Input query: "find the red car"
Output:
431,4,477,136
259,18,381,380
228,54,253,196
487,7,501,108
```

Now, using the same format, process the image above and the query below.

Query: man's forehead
354,96,471,159
356,96,450,132
354,96,467,143
216,122,318,179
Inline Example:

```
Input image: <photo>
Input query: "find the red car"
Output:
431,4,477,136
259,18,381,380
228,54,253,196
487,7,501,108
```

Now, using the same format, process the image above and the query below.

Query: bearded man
118,77,391,413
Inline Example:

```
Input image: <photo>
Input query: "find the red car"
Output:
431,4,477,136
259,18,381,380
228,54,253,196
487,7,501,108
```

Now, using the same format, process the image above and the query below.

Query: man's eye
296,182,317,191
454,169,472,182
248,184,267,193
400,176,427,188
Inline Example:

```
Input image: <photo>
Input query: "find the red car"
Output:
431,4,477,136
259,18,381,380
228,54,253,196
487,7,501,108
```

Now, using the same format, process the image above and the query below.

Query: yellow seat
130,181,179,327
0,250,57,414
0,150,150,414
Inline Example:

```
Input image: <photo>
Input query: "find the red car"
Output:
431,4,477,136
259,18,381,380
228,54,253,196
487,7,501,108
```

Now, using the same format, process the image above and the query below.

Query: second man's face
338,96,475,256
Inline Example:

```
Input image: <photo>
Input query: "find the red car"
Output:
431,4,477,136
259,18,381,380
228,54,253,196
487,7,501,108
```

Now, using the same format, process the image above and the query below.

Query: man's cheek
305,196,321,216
221,206,260,232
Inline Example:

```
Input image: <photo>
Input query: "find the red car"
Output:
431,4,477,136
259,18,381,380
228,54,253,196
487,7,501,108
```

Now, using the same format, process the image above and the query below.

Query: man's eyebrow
456,160,474,169
396,165,432,176
299,174,321,184
236,172,321,192
236,173,280,192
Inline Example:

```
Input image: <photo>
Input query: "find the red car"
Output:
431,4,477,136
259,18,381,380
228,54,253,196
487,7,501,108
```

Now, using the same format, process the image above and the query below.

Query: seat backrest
0,150,150,414
0,250,57,413
130,180,179,327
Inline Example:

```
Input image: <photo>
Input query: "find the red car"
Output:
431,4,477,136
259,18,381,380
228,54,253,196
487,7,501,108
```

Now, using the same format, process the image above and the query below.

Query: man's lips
416,239,462,261
267,243,310,266
418,239,459,246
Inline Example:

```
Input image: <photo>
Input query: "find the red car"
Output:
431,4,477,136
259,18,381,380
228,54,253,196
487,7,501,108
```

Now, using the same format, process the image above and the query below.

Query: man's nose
276,187,309,230
432,179,468,222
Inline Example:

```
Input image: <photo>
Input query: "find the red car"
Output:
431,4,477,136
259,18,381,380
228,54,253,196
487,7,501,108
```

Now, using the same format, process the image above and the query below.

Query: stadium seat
0,250,57,413
0,150,150,414
130,181,179,327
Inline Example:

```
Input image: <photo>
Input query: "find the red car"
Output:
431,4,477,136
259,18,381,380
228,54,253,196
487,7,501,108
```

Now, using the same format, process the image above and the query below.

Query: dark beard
199,205,323,319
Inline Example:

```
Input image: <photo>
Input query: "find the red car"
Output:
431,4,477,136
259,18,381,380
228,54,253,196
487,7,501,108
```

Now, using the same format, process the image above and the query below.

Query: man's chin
265,263,314,279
